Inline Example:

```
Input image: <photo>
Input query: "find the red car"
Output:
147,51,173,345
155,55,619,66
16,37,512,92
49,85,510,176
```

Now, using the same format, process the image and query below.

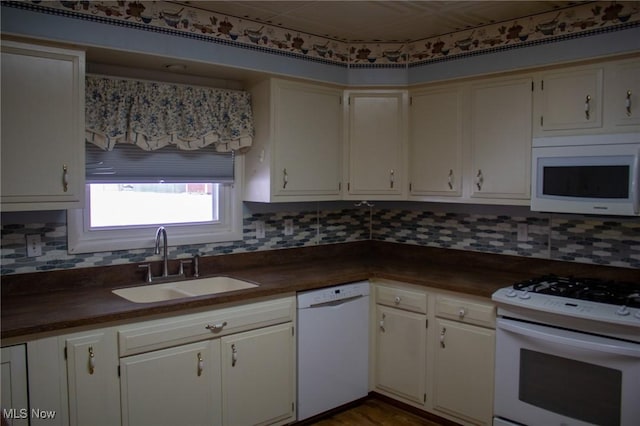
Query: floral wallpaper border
5,1,639,67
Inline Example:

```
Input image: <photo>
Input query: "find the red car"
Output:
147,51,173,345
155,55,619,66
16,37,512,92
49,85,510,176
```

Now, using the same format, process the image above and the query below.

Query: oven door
494,318,640,426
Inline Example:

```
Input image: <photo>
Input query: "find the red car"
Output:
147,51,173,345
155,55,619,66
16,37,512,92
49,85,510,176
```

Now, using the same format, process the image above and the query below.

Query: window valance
85,76,254,153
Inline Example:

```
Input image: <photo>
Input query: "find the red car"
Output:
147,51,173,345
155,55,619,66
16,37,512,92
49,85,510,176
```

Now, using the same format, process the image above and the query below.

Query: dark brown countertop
2,241,638,341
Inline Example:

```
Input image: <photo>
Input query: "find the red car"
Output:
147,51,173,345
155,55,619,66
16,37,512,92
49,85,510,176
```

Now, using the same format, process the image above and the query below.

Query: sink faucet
154,226,169,277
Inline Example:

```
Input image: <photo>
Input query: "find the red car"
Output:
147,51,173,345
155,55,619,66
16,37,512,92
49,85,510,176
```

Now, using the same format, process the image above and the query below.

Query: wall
2,202,638,275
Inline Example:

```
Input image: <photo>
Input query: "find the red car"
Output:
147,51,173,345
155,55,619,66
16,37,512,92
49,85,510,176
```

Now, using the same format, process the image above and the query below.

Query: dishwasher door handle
308,294,365,309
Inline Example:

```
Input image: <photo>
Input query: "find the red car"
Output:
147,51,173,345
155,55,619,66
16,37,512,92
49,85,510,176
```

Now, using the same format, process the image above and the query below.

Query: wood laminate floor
310,399,452,426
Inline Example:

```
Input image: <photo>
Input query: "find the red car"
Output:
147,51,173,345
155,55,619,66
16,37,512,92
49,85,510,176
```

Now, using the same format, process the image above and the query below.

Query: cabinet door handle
88,345,95,375
62,165,69,192
197,352,204,377
626,90,632,116
283,168,288,189
448,169,454,190
458,308,467,320
394,296,402,305
205,321,227,333
390,169,395,189
585,95,591,120
231,344,238,367
475,169,483,191
440,327,446,348
379,313,386,332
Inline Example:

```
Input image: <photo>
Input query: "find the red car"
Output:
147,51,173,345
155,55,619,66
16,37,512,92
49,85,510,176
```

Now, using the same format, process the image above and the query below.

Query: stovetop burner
513,275,640,309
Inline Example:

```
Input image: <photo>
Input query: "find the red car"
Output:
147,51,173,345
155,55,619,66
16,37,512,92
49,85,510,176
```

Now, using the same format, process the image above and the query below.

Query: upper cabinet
1,41,85,211
605,57,640,129
409,86,463,198
533,56,640,136
246,78,343,202
344,90,408,199
534,64,604,134
470,76,532,201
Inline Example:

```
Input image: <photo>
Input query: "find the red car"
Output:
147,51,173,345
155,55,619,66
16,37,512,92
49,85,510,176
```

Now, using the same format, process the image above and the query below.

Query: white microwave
531,134,640,216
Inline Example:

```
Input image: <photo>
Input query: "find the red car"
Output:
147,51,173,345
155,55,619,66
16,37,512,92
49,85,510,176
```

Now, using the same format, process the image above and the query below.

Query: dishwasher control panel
297,281,370,308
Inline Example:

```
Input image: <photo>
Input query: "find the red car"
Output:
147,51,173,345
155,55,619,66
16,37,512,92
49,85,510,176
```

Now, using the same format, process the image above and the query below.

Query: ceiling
171,1,581,42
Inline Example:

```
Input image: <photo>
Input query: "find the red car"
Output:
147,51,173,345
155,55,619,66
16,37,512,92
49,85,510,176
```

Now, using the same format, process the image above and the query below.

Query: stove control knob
616,306,630,317
506,289,518,298
518,290,531,300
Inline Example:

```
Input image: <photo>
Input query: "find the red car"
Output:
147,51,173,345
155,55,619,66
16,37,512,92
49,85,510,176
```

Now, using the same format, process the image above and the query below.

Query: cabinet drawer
435,295,495,328
376,285,427,314
118,297,294,356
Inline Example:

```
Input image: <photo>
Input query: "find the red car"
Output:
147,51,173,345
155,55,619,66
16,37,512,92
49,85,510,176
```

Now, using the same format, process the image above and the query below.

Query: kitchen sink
112,276,259,303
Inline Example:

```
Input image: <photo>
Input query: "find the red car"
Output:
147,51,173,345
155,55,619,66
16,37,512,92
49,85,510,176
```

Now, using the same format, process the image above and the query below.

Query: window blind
86,142,234,183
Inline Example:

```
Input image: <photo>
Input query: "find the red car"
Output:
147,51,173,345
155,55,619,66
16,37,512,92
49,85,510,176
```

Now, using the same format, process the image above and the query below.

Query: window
67,144,243,254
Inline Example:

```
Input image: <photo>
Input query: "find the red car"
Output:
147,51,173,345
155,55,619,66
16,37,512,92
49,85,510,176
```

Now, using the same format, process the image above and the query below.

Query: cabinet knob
394,296,401,305
205,321,227,333
197,352,204,377
231,343,238,367
585,95,591,120
626,90,632,116
458,308,467,319
88,345,95,375
475,170,484,191
62,164,69,193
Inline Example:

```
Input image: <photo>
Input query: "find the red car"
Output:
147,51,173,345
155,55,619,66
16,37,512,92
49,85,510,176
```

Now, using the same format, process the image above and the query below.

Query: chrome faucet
154,226,169,278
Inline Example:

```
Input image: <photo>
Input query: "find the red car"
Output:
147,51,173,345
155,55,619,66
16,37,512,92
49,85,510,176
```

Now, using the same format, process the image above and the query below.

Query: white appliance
297,281,370,421
492,276,640,426
531,133,640,216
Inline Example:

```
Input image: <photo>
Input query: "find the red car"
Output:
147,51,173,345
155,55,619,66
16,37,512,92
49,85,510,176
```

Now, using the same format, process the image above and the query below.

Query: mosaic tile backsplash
1,207,638,275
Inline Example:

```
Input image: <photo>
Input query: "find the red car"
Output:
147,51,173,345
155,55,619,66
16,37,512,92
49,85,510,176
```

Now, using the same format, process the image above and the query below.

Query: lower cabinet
24,295,296,426
120,340,221,426
1,345,29,426
371,280,496,426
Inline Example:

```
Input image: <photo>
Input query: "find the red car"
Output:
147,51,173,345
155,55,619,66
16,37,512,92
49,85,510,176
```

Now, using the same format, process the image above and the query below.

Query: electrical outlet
517,223,528,242
284,219,294,236
255,221,266,239
26,234,43,257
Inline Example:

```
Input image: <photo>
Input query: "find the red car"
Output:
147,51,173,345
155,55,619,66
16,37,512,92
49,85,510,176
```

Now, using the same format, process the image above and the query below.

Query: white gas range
491,275,640,426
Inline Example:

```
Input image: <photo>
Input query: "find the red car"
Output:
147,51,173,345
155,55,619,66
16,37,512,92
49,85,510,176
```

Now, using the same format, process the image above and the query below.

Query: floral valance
85,76,254,152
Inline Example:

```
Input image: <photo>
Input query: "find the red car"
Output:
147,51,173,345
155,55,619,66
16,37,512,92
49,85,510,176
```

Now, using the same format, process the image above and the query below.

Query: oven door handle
498,318,640,358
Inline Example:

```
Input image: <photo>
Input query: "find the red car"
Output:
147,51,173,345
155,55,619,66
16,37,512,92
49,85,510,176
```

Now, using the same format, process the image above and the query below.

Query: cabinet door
120,339,221,426
273,81,342,197
64,330,120,426
536,65,603,133
606,58,640,128
470,77,532,200
346,91,407,197
409,87,463,197
433,318,495,425
1,345,29,426
0,41,84,211
374,305,427,405
221,323,295,426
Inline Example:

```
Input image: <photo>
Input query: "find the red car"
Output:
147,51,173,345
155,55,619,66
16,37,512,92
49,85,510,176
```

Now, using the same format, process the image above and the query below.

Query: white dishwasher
297,281,370,421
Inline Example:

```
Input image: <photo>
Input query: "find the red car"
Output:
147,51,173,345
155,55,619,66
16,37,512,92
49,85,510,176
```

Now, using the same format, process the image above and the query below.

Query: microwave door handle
633,149,640,214
497,318,640,358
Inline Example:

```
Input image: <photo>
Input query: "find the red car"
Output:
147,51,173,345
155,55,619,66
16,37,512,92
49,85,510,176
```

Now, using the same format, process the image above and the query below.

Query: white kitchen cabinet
534,64,604,135
409,85,464,198
344,90,408,199
120,340,221,426
63,328,121,426
605,57,640,129
470,76,532,201
1,345,29,426
373,283,428,406
221,323,296,426
0,40,85,211
431,294,495,426
246,78,343,202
